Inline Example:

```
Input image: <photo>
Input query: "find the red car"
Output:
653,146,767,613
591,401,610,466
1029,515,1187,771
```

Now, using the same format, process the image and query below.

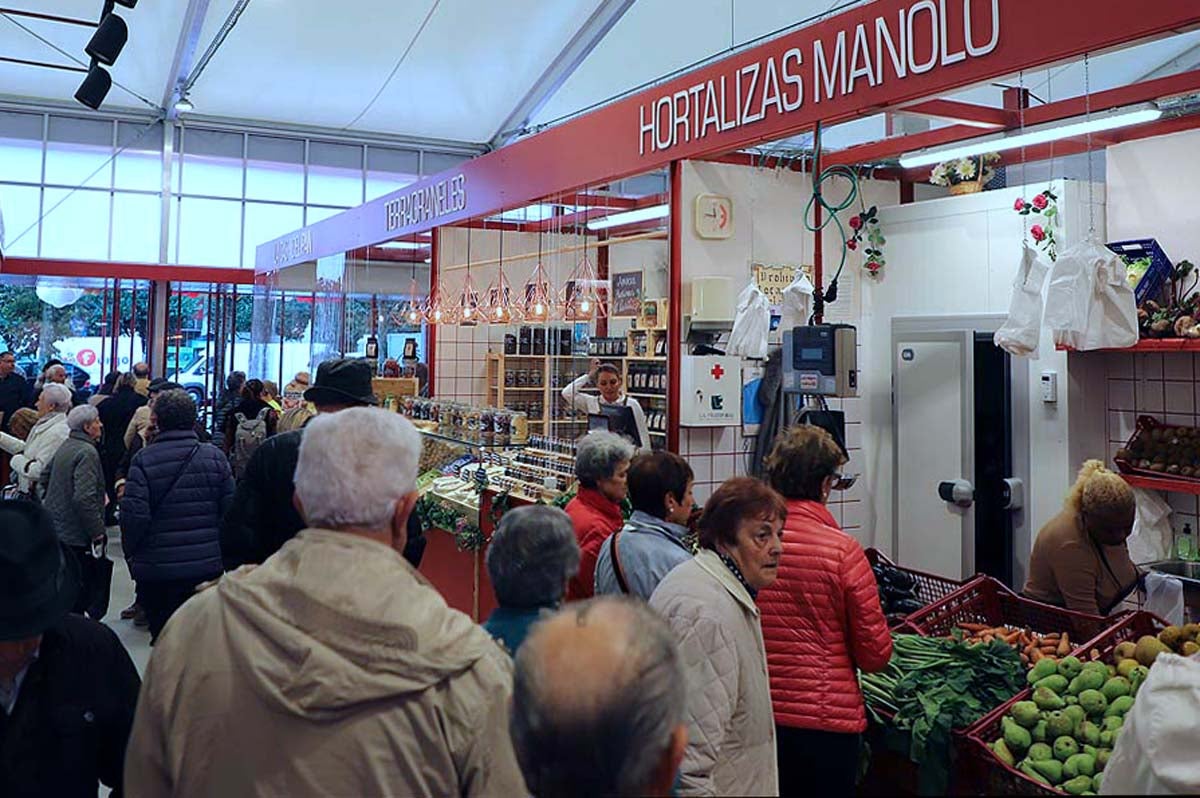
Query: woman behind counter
1024,460,1140,616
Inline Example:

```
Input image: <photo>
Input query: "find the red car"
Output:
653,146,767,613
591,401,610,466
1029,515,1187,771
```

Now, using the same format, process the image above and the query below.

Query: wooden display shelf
1058,339,1200,353
1121,472,1200,495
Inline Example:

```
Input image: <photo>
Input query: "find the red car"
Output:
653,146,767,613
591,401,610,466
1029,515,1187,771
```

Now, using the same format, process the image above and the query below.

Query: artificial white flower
956,158,977,179
930,163,949,186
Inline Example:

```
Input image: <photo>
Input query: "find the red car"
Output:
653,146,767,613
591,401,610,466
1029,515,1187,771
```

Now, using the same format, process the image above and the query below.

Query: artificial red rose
847,239,858,250
1032,194,1048,210
849,215,863,230
1031,224,1046,242
1013,198,1026,212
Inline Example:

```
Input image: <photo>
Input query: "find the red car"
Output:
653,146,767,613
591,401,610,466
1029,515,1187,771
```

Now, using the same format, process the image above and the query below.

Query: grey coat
594,510,693,599
43,430,108,548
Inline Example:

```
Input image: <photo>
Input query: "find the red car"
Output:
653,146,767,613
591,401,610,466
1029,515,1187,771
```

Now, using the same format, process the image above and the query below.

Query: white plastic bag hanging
1144,572,1186,626
728,282,770,359
1128,488,1174,564
779,271,814,333
994,243,1050,358
1044,237,1138,351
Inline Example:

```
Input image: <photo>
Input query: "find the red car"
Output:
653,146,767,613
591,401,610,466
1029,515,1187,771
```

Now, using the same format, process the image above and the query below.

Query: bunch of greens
862,633,1024,793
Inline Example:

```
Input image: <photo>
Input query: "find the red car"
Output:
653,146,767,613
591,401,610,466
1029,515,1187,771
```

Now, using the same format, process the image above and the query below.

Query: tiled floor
103,530,152,677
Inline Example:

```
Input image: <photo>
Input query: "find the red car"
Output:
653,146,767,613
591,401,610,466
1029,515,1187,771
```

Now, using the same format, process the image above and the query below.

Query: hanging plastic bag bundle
779,271,815,333
995,243,1051,358
1044,237,1138,351
728,282,770,359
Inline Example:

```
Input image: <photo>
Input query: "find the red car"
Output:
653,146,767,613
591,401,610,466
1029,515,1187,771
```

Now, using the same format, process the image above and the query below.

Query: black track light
85,13,128,67
74,63,112,110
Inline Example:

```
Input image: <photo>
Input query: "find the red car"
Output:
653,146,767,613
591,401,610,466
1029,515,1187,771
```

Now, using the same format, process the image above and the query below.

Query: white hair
47,364,66,381
41,383,72,412
294,407,421,531
67,404,99,431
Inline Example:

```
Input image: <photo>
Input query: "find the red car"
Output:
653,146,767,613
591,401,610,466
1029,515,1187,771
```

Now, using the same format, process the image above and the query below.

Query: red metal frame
667,162,682,454
426,231,439,395
1,257,257,285
896,98,1012,128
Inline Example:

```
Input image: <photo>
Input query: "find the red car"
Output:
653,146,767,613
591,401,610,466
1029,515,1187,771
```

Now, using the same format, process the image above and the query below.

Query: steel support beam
895,98,1014,129
489,0,635,149
161,0,213,119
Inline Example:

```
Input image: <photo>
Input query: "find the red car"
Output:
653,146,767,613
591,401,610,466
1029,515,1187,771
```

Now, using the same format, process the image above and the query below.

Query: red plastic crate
865,547,968,627
1113,414,1200,486
964,611,1167,796
905,576,1112,645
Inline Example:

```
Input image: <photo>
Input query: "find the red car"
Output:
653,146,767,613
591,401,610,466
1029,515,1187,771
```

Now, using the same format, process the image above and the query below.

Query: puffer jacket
124,528,527,798
120,429,233,583
42,430,107,548
0,410,69,495
564,487,624,601
757,500,892,733
649,549,778,797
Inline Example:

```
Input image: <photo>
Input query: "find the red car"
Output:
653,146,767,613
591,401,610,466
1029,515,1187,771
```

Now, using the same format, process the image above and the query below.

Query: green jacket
43,430,107,547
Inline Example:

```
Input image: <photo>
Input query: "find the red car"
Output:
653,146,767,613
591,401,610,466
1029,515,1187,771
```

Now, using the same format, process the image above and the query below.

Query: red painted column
667,161,683,454
426,228,439,395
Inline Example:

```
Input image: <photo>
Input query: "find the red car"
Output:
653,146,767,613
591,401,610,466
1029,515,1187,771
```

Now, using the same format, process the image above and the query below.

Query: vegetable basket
865,547,969,627
963,611,1167,795
1112,414,1200,485
904,576,1112,645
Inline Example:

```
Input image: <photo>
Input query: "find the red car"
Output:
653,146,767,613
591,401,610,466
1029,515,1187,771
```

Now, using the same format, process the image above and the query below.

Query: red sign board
257,0,1200,273
77,349,96,367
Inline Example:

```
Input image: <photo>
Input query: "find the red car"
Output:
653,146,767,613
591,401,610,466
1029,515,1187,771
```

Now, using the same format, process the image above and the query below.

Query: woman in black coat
96,372,148,521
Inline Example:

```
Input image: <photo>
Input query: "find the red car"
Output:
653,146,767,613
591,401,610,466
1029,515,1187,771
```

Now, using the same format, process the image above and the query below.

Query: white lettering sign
384,173,468,231
637,0,999,156
273,229,313,265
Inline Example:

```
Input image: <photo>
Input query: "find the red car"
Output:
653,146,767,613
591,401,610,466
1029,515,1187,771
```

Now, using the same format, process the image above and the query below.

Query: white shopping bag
728,282,770,359
994,243,1050,358
1045,237,1138,351
1144,572,1186,626
1128,488,1174,564
779,272,815,333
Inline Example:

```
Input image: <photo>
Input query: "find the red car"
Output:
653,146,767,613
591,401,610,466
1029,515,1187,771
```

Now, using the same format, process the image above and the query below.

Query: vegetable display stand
905,577,1111,646
1113,415,1200,488
866,547,969,627
964,611,1168,796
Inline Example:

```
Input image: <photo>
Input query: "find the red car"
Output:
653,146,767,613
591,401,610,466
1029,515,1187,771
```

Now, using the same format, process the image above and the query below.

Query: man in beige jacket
124,407,526,797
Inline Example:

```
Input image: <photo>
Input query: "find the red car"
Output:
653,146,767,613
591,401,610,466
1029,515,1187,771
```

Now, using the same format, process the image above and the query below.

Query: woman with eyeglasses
758,425,892,796
1024,460,1139,616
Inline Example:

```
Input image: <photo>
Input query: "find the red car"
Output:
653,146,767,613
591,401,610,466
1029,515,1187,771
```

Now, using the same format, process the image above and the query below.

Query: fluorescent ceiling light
377,240,430,250
899,104,1162,168
586,204,670,231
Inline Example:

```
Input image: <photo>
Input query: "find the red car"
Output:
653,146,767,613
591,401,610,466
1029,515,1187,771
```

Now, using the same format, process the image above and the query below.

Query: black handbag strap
150,444,200,515
611,529,632,595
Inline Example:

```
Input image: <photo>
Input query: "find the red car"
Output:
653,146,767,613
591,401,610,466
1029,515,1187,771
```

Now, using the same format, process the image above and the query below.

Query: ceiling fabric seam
341,0,442,131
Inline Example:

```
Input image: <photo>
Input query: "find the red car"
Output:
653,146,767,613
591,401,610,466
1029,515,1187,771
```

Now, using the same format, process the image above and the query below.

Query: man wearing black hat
0,499,141,796
220,358,426,570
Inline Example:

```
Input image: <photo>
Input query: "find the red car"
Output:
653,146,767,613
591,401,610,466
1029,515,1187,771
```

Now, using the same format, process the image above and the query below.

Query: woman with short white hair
0,382,72,498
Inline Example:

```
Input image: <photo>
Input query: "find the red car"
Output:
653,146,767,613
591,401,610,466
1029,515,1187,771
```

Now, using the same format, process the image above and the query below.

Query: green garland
415,492,484,552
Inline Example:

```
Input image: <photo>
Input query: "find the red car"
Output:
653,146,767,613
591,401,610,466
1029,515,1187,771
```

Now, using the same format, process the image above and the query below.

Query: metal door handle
938,480,975,508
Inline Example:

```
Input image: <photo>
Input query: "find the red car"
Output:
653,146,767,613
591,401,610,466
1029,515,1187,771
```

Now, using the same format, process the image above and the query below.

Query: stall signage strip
256,0,1200,272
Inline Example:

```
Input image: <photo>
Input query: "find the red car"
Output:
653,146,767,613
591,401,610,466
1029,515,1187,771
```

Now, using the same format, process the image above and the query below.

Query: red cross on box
711,364,725,380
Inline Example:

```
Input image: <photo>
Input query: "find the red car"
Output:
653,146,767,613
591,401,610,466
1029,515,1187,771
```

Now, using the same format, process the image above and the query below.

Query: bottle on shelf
1177,522,1196,561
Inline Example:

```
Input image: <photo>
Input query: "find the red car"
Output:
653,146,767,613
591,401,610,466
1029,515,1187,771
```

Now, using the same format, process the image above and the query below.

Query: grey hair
511,597,687,797
574,431,635,488
46,364,66,381
67,404,99,432
40,383,72,413
486,505,580,609
153,389,196,431
294,407,421,531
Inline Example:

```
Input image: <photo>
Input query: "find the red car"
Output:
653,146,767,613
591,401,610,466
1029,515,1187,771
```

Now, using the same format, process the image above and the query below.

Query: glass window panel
307,141,362,206
365,146,419,201
40,188,111,260
0,184,41,256
45,116,112,189
422,151,469,177
114,121,163,192
246,135,304,202
111,192,161,263
181,129,243,198
177,197,242,266
243,202,303,270
305,205,347,225
0,110,44,183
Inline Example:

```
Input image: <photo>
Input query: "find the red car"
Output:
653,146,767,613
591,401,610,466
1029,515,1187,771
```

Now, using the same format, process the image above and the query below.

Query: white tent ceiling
0,0,1196,154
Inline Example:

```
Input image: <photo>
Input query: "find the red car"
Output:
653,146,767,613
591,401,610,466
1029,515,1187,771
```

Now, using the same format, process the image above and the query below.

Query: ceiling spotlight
85,13,128,66
74,64,112,110
174,95,194,113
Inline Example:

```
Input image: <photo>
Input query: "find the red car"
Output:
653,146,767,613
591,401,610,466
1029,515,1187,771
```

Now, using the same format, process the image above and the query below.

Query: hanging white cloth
994,243,1050,358
779,271,815,333
728,283,770,359
1044,237,1138,351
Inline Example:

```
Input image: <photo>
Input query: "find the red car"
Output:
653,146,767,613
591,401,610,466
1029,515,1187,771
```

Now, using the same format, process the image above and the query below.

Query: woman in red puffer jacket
757,425,892,796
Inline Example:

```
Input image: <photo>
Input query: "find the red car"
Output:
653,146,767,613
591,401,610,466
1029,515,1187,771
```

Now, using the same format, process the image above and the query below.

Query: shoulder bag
611,528,632,595
150,444,201,514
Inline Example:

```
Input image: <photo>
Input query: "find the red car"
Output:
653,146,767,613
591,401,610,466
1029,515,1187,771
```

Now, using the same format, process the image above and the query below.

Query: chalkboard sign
612,271,643,317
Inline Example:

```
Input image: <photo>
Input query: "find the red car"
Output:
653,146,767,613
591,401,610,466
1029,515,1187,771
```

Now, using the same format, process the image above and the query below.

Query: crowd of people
0,351,1188,796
